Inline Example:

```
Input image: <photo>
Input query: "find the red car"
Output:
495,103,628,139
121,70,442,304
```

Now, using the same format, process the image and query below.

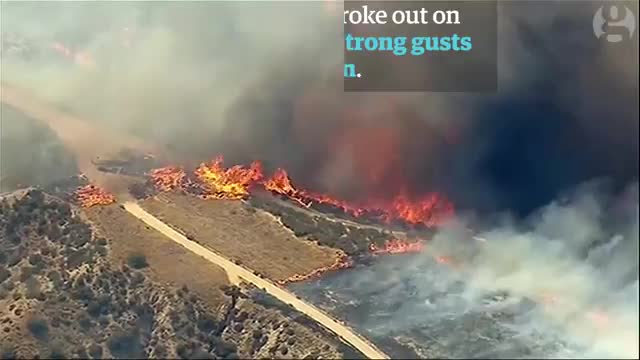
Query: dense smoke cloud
442,181,638,358
295,181,638,358
1,1,341,160
2,1,637,215
2,2,637,358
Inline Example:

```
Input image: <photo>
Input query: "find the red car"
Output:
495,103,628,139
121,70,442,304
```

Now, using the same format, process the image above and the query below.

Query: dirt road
123,201,389,360
1,85,388,359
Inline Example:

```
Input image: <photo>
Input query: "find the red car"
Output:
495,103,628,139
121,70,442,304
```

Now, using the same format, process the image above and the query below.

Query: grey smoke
296,181,638,358
1,2,637,212
2,2,637,357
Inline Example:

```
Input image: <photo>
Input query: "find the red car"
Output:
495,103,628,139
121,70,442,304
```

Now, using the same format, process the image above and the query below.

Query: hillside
0,189,361,359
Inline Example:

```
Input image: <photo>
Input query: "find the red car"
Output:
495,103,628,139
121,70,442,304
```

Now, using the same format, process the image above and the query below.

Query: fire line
148,155,455,229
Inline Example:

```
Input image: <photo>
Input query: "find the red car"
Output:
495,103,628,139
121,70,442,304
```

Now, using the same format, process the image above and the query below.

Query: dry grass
140,193,339,282
85,204,229,309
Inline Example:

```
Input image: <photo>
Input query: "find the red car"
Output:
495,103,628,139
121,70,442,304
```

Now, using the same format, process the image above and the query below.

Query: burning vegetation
277,252,353,286
194,156,264,200
265,168,454,228
143,155,454,285
147,155,454,229
148,166,186,192
369,239,425,255
277,237,445,286
74,184,116,208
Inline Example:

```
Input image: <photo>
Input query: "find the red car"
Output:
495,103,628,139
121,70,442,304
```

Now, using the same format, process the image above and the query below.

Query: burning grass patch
146,155,454,229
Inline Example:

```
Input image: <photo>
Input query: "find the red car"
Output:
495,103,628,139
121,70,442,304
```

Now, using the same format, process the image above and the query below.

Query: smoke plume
2,1,637,215
2,2,638,357
294,181,638,358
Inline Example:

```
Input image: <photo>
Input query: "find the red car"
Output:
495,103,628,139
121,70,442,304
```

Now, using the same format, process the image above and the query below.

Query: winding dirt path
124,201,389,360
1,84,389,360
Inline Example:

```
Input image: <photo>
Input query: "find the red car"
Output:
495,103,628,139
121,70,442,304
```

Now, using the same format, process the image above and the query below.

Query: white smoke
299,182,638,359
420,181,639,358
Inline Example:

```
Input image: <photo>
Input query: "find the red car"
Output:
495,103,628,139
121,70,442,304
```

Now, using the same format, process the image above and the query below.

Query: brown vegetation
140,193,339,282
85,204,229,310
0,189,356,359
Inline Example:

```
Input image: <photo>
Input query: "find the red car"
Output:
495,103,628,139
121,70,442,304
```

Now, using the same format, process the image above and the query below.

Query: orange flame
263,168,453,227
369,239,425,255
75,184,116,208
387,192,455,227
147,156,454,227
194,156,263,200
277,252,352,286
148,166,186,192
264,168,313,207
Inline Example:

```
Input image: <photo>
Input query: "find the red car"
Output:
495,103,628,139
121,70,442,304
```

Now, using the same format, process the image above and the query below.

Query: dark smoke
2,2,637,358
2,2,636,216
219,2,639,216
292,181,639,358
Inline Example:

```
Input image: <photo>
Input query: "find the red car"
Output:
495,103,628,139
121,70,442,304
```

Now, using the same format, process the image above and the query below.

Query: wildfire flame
148,157,453,227
277,252,352,286
148,166,186,192
368,238,463,274
264,168,454,228
75,184,116,208
194,156,263,200
145,158,623,343
369,239,425,255
146,157,452,285
264,168,313,207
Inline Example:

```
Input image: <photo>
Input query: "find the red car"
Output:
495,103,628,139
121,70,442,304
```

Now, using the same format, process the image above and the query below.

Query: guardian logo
593,4,636,43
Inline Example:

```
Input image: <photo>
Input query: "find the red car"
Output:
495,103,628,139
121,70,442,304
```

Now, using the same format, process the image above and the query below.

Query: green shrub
0,346,16,360
0,267,10,284
27,316,49,341
127,254,149,270
107,330,143,358
88,344,103,359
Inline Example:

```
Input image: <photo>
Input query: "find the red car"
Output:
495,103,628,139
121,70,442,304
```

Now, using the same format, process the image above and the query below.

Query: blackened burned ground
247,195,577,358
0,189,361,359
128,182,158,200
289,256,578,359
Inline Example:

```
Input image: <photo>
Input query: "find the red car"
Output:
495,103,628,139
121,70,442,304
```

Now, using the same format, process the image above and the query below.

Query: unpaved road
1,85,389,360
124,201,389,360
